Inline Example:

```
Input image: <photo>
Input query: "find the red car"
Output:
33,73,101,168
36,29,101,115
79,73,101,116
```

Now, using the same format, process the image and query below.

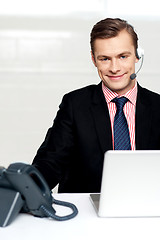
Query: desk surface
1,193,160,240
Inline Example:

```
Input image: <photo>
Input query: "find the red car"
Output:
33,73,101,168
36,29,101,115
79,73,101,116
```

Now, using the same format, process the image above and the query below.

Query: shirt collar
102,81,137,106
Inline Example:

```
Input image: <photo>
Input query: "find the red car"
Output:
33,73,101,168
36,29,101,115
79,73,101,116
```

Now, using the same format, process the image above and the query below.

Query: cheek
97,66,107,80
96,63,107,73
127,58,136,69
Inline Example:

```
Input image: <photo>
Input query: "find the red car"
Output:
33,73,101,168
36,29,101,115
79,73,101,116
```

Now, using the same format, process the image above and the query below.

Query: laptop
90,150,160,217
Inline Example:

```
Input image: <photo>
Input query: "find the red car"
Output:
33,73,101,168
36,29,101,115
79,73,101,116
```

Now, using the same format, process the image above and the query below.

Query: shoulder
137,84,160,106
62,82,102,104
66,83,101,96
138,85,160,100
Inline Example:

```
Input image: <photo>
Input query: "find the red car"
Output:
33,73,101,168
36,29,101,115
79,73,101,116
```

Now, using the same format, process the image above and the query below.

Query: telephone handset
0,163,78,227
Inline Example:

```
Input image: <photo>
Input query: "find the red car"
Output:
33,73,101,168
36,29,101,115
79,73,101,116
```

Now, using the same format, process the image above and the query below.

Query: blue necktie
112,97,131,150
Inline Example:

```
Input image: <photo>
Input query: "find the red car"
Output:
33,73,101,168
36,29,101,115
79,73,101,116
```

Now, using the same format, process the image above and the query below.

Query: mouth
107,73,126,81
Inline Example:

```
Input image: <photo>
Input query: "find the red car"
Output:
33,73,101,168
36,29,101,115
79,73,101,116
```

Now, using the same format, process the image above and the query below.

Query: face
91,30,139,95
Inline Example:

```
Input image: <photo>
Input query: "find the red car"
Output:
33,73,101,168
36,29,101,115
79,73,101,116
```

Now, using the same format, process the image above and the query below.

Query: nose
109,59,120,73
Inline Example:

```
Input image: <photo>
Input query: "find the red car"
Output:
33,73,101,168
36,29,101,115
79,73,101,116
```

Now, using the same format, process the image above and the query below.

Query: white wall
0,15,160,167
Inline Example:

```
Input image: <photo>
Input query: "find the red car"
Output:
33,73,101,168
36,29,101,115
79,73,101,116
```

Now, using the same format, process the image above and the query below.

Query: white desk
1,193,160,240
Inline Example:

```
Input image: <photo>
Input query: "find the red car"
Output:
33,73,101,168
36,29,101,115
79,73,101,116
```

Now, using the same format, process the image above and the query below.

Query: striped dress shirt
102,82,137,150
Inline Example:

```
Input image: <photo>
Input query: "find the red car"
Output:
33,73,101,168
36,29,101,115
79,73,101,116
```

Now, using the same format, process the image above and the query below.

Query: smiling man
33,18,160,193
91,30,138,94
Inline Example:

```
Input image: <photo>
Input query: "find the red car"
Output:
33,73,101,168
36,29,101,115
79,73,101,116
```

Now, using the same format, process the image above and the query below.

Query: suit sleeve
32,94,75,189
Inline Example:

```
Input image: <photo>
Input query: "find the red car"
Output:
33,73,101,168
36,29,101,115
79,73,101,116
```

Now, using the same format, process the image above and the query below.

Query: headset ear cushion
136,46,144,59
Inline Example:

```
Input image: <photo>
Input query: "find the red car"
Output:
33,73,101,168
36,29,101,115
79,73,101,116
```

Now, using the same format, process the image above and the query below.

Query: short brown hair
90,18,138,56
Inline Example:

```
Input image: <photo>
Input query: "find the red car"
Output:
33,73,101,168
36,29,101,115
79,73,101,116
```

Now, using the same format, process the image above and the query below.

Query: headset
130,46,144,80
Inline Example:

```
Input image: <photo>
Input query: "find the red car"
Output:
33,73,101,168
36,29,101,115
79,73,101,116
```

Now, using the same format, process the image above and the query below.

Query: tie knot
112,97,128,110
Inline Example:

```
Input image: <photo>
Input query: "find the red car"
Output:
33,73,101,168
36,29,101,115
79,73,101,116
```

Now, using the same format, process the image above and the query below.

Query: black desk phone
0,162,78,227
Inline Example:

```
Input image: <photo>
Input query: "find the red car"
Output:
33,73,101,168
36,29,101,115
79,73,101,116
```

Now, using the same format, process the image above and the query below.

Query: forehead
93,30,135,56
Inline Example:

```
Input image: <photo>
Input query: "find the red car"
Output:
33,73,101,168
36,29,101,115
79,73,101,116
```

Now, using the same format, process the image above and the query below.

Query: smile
107,73,125,81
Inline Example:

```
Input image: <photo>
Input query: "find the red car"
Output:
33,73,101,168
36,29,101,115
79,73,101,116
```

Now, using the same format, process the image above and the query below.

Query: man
32,18,160,193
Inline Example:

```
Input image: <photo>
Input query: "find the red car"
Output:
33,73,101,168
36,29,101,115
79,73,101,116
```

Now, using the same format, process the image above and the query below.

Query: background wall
0,1,160,167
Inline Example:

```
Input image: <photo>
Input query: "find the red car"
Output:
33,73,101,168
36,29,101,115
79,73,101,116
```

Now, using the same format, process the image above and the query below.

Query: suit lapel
135,84,152,149
91,83,153,151
90,83,113,153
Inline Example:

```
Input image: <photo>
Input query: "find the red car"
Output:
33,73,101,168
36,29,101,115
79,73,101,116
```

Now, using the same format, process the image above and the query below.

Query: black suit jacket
33,82,160,193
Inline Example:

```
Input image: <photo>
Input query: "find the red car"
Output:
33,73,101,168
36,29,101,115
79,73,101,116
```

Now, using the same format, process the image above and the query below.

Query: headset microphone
130,46,144,80
130,73,137,80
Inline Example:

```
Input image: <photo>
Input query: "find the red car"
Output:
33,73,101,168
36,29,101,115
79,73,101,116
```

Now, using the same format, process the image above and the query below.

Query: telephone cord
40,197,78,221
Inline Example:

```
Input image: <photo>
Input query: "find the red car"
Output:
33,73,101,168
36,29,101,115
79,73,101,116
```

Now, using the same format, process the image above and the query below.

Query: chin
107,79,133,93
108,83,131,95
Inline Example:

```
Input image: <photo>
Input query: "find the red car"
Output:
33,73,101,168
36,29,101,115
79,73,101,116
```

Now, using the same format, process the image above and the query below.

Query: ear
91,51,97,67
135,56,139,63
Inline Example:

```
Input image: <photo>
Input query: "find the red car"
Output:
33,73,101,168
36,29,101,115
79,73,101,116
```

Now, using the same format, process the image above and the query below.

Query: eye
100,57,109,61
120,55,126,59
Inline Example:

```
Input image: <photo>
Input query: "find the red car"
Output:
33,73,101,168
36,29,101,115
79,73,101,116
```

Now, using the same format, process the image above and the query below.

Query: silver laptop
90,150,160,217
